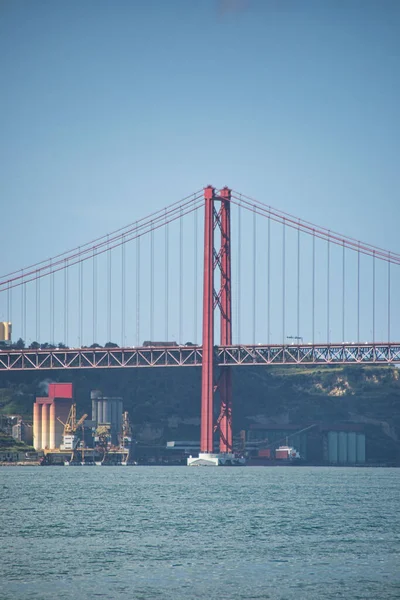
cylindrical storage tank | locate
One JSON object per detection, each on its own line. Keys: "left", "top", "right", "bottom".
{"left": 95, "top": 400, "right": 100, "bottom": 423}
{"left": 103, "top": 400, "right": 108, "bottom": 424}
{"left": 110, "top": 400, "right": 118, "bottom": 444}
{"left": 111, "top": 399, "right": 118, "bottom": 428}
{"left": 117, "top": 399, "right": 123, "bottom": 436}
{"left": 328, "top": 431, "right": 338, "bottom": 464}
{"left": 92, "top": 399, "right": 98, "bottom": 424}
{"left": 91, "top": 390, "right": 101, "bottom": 424}
{"left": 347, "top": 432, "right": 357, "bottom": 464}
{"left": 356, "top": 433, "right": 366, "bottom": 463}
{"left": 338, "top": 431, "right": 348, "bottom": 464}
{"left": 41, "top": 403, "right": 49, "bottom": 450}
{"left": 98, "top": 400, "right": 104, "bottom": 423}
{"left": 33, "top": 403, "right": 41, "bottom": 451}
{"left": 104, "top": 399, "right": 111, "bottom": 424}
{"left": 49, "top": 403, "right": 56, "bottom": 449}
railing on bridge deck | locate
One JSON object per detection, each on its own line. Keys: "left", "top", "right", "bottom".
{"left": 0, "top": 342, "right": 399, "bottom": 371}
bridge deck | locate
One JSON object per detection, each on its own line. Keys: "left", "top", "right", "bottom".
{"left": 0, "top": 343, "right": 399, "bottom": 370}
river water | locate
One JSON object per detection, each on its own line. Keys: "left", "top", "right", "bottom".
{"left": 1, "top": 466, "right": 399, "bottom": 599}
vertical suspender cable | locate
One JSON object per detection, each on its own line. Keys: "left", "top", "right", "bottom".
{"left": 194, "top": 207, "right": 198, "bottom": 343}
{"left": 64, "top": 262, "right": 68, "bottom": 346}
{"left": 327, "top": 236, "right": 330, "bottom": 343}
{"left": 23, "top": 282, "right": 28, "bottom": 340}
{"left": 78, "top": 252, "right": 81, "bottom": 345}
{"left": 107, "top": 237, "right": 111, "bottom": 343}
{"left": 312, "top": 231, "right": 315, "bottom": 345}
{"left": 297, "top": 227, "right": 300, "bottom": 342}
{"left": 7, "top": 282, "right": 11, "bottom": 344}
{"left": 49, "top": 260, "right": 53, "bottom": 343}
{"left": 21, "top": 276, "right": 26, "bottom": 342}
{"left": 7, "top": 282, "right": 10, "bottom": 324}
{"left": 372, "top": 251, "right": 375, "bottom": 343}
{"left": 388, "top": 253, "right": 391, "bottom": 342}
{"left": 237, "top": 201, "right": 242, "bottom": 344}
{"left": 342, "top": 242, "right": 345, "bottom": 343}
{"left": 79, "top": 259, "right": 83, "bottom": 346}
{"left": 37, "top": 278, "right": 40, "bottom": 343}
{"left": 52, "top": 269, "right": 55, "bottom": 344}
{"left": 20, "top": 275, "right": 23, "bottom": 341}
{"left": 20, "top": 273, "right": 23, "bottom": 341}
{"left": 357, "top": 243, "right": 360, "bottom": 342}
{"left": 51, "top": 262, "right": 55, "bottom": 344}
{"left": 23, "top": 283, "right": 26, "bottom": 343}
{"left": 253, "top": 207, "right": 256, "bottom": 345}
{"left": 136, "top": 236, "right": 140, "bottom": 346}
{"left": 150, "top": 224, "right": 154, "bottom": 342}
{"left": 179, "top": 209, "right": 183, "bottom": 344}
{"left": 267, "top": 216, "right": 270, "bottom": 345}
{"left": 282, "top": 219, "right": 286, "bottom": 345}
{"left": 92, "top": 250, "right": 97, "bottom": 343}
{"left": 36, "top": 277, "right": 40, "bottom": 342}
{"left": 121, "top": 235, "right": 125, "bottom": 347}
{"left": 165, "top": 214, "right": 169, "bottom": 341}
{"left": 62, "top": 265, "right": 66, "bottom": 345}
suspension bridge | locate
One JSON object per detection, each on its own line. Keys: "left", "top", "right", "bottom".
{"left": 1, "top": 185, "right": 399, "bottom": 456}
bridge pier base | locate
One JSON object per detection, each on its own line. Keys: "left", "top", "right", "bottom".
{"left": 187, "top": 452, "right": 245, "bottom": 467}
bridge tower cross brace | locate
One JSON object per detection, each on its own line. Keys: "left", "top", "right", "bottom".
{"left": 200, "top": 185, "right": 233, "bottom": 454}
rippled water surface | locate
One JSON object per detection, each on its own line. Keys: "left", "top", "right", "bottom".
{"left": 1, "top": 466, "right": 399, "bottom": 599}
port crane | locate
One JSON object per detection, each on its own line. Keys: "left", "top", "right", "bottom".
{"left": 57, "top": 404, "right": 88, "bottom": 463}
{"left": 94, "top": 413, "right": 132, "bottom": 465}
{"left": 57, "top": 403, "right": 88, "bottom": 436}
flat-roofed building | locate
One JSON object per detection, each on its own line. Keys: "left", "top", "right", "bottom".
{"left": 33, "top": 383, "right": 74, "bottom": 450}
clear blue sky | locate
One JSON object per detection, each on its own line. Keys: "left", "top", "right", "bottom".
{"left": 0, "top": 0, "right": 399, "bottom": 346}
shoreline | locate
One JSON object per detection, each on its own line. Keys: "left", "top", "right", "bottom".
{"left": 1, "top": 461, "right": 399, "bottom": 468}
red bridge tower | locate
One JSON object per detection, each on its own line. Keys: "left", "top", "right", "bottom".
{"left": 189, "top": 186, "right": 241, "bottom": 466}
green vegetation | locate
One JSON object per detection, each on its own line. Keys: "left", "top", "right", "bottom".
{"left": 0, "top": 431, "right": 34, "bottom": 452}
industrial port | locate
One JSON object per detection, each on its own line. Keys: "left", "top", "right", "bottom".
{"left": 32, "top": 384, "right": 134, "bottom": 466}
{"left": 0, "top": 324, "right": 387, "bottom": 467}
{"left": 0, "top": 378, "right": 368, "bottom": 467}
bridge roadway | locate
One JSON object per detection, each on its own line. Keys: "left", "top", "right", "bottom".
{"left": 0, "top": 343, "right": 400, "bottom": 371}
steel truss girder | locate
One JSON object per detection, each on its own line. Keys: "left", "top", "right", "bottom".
{"left": 217, "top": 343, "right": 400, "bottom": 365}
{"left": 0, "top": 343, "right": 399, "bottom": 371}
{"left": 0, "top": 346, "right": 203, "bottom": 371}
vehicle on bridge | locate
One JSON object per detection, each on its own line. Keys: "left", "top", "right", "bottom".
{"left": 142, "top": 341, "right": 178, "bottom": 347}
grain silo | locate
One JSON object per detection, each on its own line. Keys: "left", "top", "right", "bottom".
{"left": 91, "top": 390, "right": 123, "bottom": 444}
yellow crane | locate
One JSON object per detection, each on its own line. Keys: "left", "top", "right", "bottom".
{"left": 57, "top": 404, "right": 88, "bottom": 463}
{"left": 57, "top": 404, "right": 88, "bottom": 435}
